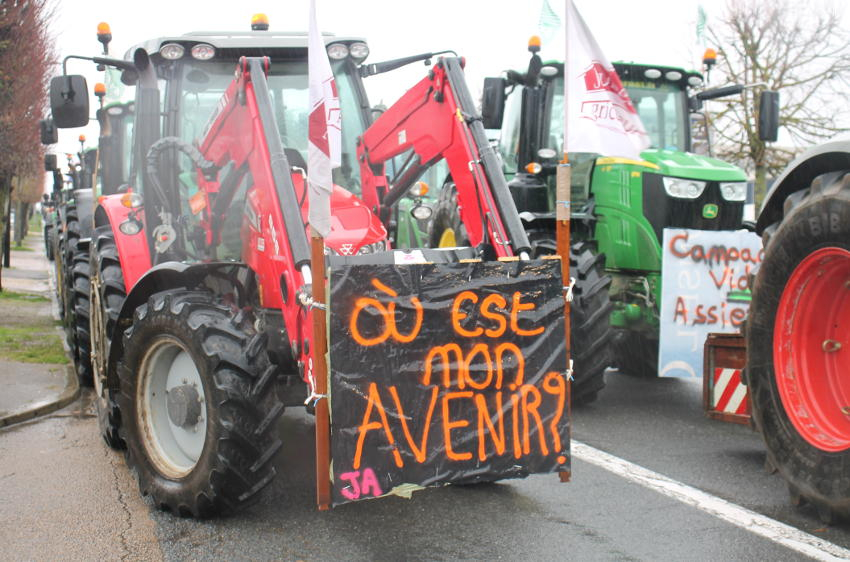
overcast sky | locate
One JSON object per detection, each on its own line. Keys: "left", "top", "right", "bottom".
{"left": 46, "top": 0, "right": 844, "bottom": 164}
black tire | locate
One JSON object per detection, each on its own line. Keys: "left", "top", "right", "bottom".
{"left": 428, "top": 182, "right": 468, "bottom": 248}
{"left": 61, "top": 206, "right": 81, "bottom": 346}
{"left": 117, "top": 290, "right": 284, "bottom": 517}
{"left": 91, "top": 224, "right": 127, "bottom": 448}
{"left": 70, "top": 248, "right": 93, "bottom": 386}
{"left": 569, "top": 240, "right": 615, "bottom": 405}
{"left": 612, "top": 330, "right": 658, "bottom": 379}
{"left": 747, "top": 170, "right": 850, "bottom": 523}
{"left": 44, "top": 225, "right": 54, "bottom": 261}
{"left": 528, "top": 230, "right": 614, "bottom": 405}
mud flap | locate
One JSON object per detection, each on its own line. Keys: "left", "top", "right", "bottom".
{"left": 325, "top": 257, "right": 569, "bottom": 506}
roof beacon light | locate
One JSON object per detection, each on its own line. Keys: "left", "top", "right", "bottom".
{"left": 97, "top": 22, "right": 112, "bottom": 44}
{"left": 528, "top": 35, "right": 541, "bottom": 54}
{"left": 79, "top": 134, "right": 86, "bottom": 143}
{"left": 327, "top": 43, "right": 349, "bottom": 60}
{"left": 251, "top": 13, "right": 269, "bottom": 31}
{"left": 349, "top": 42, "right": 370, "bottom": 62}
{"left": 703, "top": 48, "right": 717, "bottom": 68}
{"left": 94, "top": 83, "right": 107, "bottom": 98}
{"left": 160, "top": 43, "right": 185, "bottom": 60}
{"left": 191, "top": 43, "right": 216, "bottom": 61}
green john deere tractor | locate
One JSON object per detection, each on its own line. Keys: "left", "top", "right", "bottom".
{"left": 443, "top": 45, "right": 776, "bottom": 403}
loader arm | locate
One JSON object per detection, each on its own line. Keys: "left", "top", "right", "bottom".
{"left": 192, "top": 57, "right": 315, "bottom": 378}
{"left": 358, "top": 57, "right": 531, "bottom": 257}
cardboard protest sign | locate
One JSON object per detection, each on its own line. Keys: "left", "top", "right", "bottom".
{"left": 658, "top": 228, "right": 763, "bottom": 377}
{"left": 328, "top": 259, "right": 568, "bottom": 506}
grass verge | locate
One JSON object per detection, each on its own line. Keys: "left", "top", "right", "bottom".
{"left": 0, "top": 325, "right": 67, "bottom": 364}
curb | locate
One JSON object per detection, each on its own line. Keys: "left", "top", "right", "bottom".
{"left": 0, "top": 364, "right": 81, "bottom": 428}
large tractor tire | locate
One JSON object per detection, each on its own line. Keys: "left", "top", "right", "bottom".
{"left": 90, "top": 225, "right": 127, "bottom": 449}
{"left": 747, "top": 170, "right": 850, "bottom": 523}
{"left": 528, "top": 231, "right": 614, "bottom": 405}
{"left": 61, "top": 205, "right": 81, "bottom": 346}
{"left": 117, "top": 290, "right": 284, "bottom": 517}
{"left": 70, "top": 248, "right": 93, "bottom": 386}
{"left": 429, "top": 185, "right": 614, "bottom": 405}
{"left": 568, "top": 240, "right": 615, "bottom": 405}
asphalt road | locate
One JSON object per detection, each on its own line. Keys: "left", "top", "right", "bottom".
{"left": 2, "top": 372, "right": 850, "bottom": 561}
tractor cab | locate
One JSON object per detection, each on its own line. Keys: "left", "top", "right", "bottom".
{"left": 51, "top": 20, "right": 387, "bottom": 272}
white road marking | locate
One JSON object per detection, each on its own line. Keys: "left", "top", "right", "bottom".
{"left": 572, "top": 440, "right": 850, "bottom": 561}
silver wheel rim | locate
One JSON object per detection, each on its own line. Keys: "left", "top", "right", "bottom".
{"left": 138, "top": 337, "right": 207, "bottom": 478}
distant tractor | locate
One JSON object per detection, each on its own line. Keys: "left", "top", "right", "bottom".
{"left": 470, "top": 40, "right": 776, "bottom": 402}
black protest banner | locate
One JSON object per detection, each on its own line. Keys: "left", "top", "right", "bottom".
{"left": 328, "top": 258, "right": 568, "bottom": 506}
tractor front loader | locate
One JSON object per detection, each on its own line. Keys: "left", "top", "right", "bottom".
{"left": 51, "top": 25, "right": 563, "bottom": 515}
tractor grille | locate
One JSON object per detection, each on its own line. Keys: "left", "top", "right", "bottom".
{"left": 642, "top": 172, "right": 743, "bottom": 243}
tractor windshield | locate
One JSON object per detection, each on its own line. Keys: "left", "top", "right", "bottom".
{"left": 546, "top": 77, "right": 688, "bottom": 153}
{"left": 174, "top": 58, "right": 367, "bottom": 191}
{"left": 621, "top": 81, "right": 687, "bottom": 151}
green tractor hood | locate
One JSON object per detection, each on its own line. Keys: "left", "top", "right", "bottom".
{"left": 638, "top": 149, "right": 747, "bottom": 182}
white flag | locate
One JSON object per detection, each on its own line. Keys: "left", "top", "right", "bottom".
{"left": 307, "top": 0, "right": 341, "bottom": 237}
{"left": 565, "top": 0, "right": 649, "bottom": 159}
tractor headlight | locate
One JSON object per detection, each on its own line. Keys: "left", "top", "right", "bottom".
{"left": 349, "top": 42, "right": 369, "bottom": 62}
{"left": 663, "top": 177, "right": 706, "bottom": 199}
{"left": 719, "top": 181, "right": 747, "bottom": 201}
{"left": 357, "top": 240, "right": 386, "bottom": 255}
{"left": 326, "top": 43, "right": 349, "bottom": 60}
{"left": 411, "top": 204, "right": 433, "bottom": 221}
{"left": 159, "top": 43, "right": 185, "bottom": 60}
{"left": 190, "top": 43, "right": 216, "bottom": 61}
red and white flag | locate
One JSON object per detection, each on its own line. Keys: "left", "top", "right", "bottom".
{"left": 307, "top": 0, "right": 341, "bottom": 237}
{"left": 564, "top": 0, "right": 649, "bottom": 159}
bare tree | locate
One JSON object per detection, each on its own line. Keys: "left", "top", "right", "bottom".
{"left": 706, "top": 0, "right": 850, "bottom": 205}
{"left": 0, "top": 0, "right": 54, "bottom": 288}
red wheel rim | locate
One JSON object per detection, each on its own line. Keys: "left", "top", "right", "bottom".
{"left": 774, "top": 246, "right": 850, "bottom": 452}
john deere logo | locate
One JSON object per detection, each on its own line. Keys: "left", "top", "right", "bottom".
{"left": 703, "top": 204, "right": 719, "bottom": 219}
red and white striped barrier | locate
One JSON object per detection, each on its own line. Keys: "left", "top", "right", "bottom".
{"left": 703, "top": 333, "right": 751, "bottom": 425}
{"left": 711, "top": 368, "right": 749, "bottom": 416}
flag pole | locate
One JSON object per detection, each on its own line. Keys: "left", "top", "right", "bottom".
{"left": 557, "top": 0, "right": 572, "bottom": 484}
{"left": 311, "top": 226, "right": 332, "bottom": 510}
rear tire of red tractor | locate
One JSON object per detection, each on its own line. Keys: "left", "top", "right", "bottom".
{"left": 117, "top": 290, "right": 284, "bottom": 517}
{"left": 91, "top": 225, "right": 127, "bottom": 449}
{"left": 747, "top": 171, "right": 850, "bottom": 523}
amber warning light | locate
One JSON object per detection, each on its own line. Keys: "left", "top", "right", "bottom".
{"left": 251, "top": 13, "right": 269, "bottom": 31}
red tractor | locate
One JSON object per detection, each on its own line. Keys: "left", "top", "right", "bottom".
{"left": 747, "top": 139, "right": 850, "bottom": 523}
{"left": 51, "top": 26, "right": 544, "bottom": 516}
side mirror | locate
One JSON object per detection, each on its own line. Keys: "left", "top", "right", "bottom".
{"left": 481, "top": 77, "right": 506, "bottom": 129}
{"left": 49, "top": 75, "right": 90, "bottom": 128}
{"left": 44, "top": 153, "right": 57, "bottom": 171}
{"left": 39, "top": 118, "right": 58, "bottom": 144}
{"left": 696, "top": 83, "right": 744, "bottom": 101}
{"left": 758, "top": 90, "right": 779, "bottom": 142}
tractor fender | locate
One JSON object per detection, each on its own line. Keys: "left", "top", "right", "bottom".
{"left": 94, "top": 195, "right": 152, "bottom": 290}
{"left": 756, "top": 138, "right": 850, "bottom": 234}
{"left": 105, "top": 261, "right": 253, "bottom": 388}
